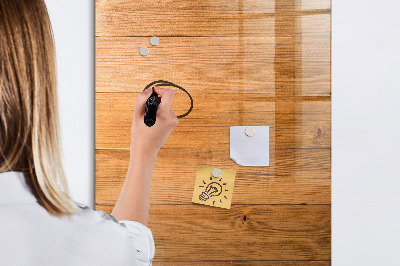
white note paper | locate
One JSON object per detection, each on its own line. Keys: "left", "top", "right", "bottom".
{"left": 230, "top": 126, "right": 269, "bottom": 166}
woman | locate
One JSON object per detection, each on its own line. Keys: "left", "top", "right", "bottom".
{"left": 0, "top": 0, "right": 178, "bottom": 265}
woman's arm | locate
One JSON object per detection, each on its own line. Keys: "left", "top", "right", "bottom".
{"left": 111, "top": 86, "right": 178, "bottom": 226}
{"left": 111, "top": 148, "right": 157, "bottom": 226}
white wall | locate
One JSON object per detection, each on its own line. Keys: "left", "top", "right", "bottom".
{"left": 332, "top": 0, "right": 400, "bottom": 264}
{"left": 45, "top": 1, "right": 95, "bottom": 208}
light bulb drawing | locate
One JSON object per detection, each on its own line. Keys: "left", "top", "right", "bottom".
{"left": 199, "top": 182, "right": 222, "bottom": 201}
{"left": 198, "top": 176, "right": 228, "bottom": 205}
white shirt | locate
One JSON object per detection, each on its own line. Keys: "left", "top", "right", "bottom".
{"left": 0, "top": 171, "right": 155, "bottom": 265}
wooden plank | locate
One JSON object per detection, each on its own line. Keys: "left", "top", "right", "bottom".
{"left": 96, "top": 36, "right": 330, "bottom": 96}
{"left": 151, "top": 261, "right": 330, "bottom": 266}
{"left": 95, "top": 93, "right": 330, "bottom": 149}
{"left": 96, "top": 0, "right": 276, "bottom": 13}
{"left": 96, "top": 0, "right": 330, "bottom": 37}
{"left": 96, "top": 204, "right": 331, "bottom": 261}
{"left": 96, "top": 0, "right": 330, "bottom": 14}
{"left": 296, "top": 0, "right": 331, "bottom": 11}
{"left": 95, "top": 147, "right": 330, "bottom": 206}
{"left": 295, "top": 14, "right": 331, "bottom": 96}
{"left": 275, "top": 101, "right": 331, "bottom": 149}
{"left": 95, "top": 37, "right": 276, "bottom": 94}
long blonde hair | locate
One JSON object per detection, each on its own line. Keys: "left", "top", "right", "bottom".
{"left": 0, "top": 0, "right": 78, "bottom": 217}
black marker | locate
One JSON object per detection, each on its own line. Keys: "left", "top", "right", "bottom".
{"left": 144, "top": 87, "right": 158, "bottom": 127}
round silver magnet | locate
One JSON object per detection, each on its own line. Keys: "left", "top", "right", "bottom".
{"left": 149, "top": 36, "right": 159, "bottom": 46}
{"left": 211, "top": 168, "right": 222, "bottom": 178}
{"left": 139, "top": 46, "right": 149, "bottom": 56}
{"left": 245, "top": 126, "right": 255, "bottom": 137}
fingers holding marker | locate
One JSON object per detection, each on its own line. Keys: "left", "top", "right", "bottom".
{"left": 133, "top": 87, "right": 153, "bottom": 118}
{"left": 134, "top": 81, "right": 192, "bottom": 129}
{"left": 134, "top": 86, "right": 175, "bottom": 120}
{"left": 153, "top": 87, "right": 178, "bottom": 122}
{"left": 154, "top": 87, "right": 174, "bottom": 107}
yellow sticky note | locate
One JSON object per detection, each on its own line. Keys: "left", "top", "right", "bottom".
{"left": 192, "top": 166, "right": 236, "bottom": 209}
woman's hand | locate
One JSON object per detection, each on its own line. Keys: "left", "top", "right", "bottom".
{"left": 130, "top": 86, "right": 179, "bottom": 159}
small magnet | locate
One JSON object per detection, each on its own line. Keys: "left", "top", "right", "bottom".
{"left": 149, "top": 36, "right": 159, "bottom": 46}
{"left": 211, "top": 168, "right": 222, "bottom": 178}
{"left": 139, "top": 46, "right": 149, "bottom": 56}
{"left": 245, "top": 126, "right": 255, "bottom": 137}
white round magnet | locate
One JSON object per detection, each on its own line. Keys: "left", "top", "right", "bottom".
{"left": 139, "top": 46, "right": 149, "bottom": 56}
{"left": 245, "top": 126, "right": 255, "bottom": 137}
{"left": 211, "top": 168, "right": 222, "bottom": 178}
{"left": 149, "top": 36, "right": 159, "bottom": 46}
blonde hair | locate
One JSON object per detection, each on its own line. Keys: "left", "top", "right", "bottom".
{"left": 0, "top": 0, "right": 78, "bottom": 217}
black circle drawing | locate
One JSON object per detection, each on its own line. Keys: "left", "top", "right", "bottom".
{"left": 143, "top": 80, "right": 193, "bottom": 118}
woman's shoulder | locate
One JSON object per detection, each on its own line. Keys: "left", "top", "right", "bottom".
{"left": 75, "top": 202, "right": 120, "bottom": 224}
{"left": 73, "top": 202, "right": 155, "bottom": 265}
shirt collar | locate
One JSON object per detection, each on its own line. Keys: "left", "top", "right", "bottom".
{"left": 0, "top": 171, "right": 38, "bottom": 205}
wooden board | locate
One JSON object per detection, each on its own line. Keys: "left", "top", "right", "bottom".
{"left": 96, "top": 0, "right": 330, "bottom": 37}
{"left": 96, "top": 148, "right": 330, "bottom": 205}
{"left": 96, "top": 35, "right": 330, "bottom": 96}
{"left": 95, "top": 0, "right": 331, "bottom": 263}
{"left": 141, "top": 262, "right": 330, "bottom": 266}
{"left": 96, "top": 93, "right": 330, "bottom": 149}
{"left": 96, "top": 204, "right": 331, "bottom": 262}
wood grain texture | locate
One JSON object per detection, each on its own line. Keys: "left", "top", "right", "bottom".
{"left": 96, "top": 37, "right": 275, "bottom": 95}
{"left": 96, "top": 0, "right": 330, "bottom": 37}
{"left": 95, "top": 0, "right": 331, "bottom": 262}
{"left": 151, "top": 262, "right": 330, "bottom": 266}
{"left": 96, "top": 34, "right": 330, "bottom": 96}
{"left": 96, "top": 204, "right": 331, "bottom": 261}
{"left": 96, "top": 148, "right": 330, "bottom": 205}
{"left": 96, "top": 93, "right": 330, "bottom": 149}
